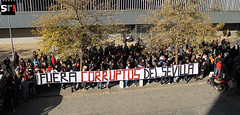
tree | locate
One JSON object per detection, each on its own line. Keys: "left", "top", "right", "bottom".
{"left": 33, "top": 0, "right": 122, "bottom": 70}
{"left": 144, "top": 0, "right": 224, "bottom": 64}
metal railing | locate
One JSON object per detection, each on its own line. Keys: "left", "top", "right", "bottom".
{"left": 0, "top": 0, "right": 240, "bottom": 12}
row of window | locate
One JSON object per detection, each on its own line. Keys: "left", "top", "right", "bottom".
{"left": 1, "top": 0, "right": 240, "bottom": 12}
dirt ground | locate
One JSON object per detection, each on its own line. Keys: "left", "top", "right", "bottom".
{"left": 0, "top": 43, "right": 40, "bottom": 65}
{"left": 0, "top": 37, "right": 138, "bottom": 66}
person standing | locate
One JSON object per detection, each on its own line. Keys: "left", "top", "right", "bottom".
{"left": 71, "top": 62, "right": 78, "bottom": 92}
{"left": 33, "top": 58, "right": 38, "bottom": 67}
{"left": 227, "top": 77, "right": 238, "bottom": 97}
{"left": 4, "top": 57, "right": 13, "bottom": 74}
{"left": 173, "top": 63, "right": 181, "bottom": 83}
{"left": 214, "top": 60, "right": 222, "bottom": 78}
{"left": 21, "top": 77, "right": 29, "bottom": 102}
{"left": 19, "top": 58, "right": 26, "bottom": 68}
{"left": 199, "top": 61, "right": 207, "bottom": 80}
{"left": 14, "top": 52, "right": 19, "bottom": 68}
{"left": 50, "top": 53, "right": 55, "bottom": 66}
{"left": 125, "top": 63, "right": 131, "bottom": 88}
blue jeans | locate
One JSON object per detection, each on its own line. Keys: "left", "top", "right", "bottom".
{"left": 105, "top": 81, "right": 109, "bottom": 88}
{"left": 184, "top": 75, "right": 188, "bottom": 83}
{"left": 83, "top": 83, "right": 86, "bottom": 89}
{"left": 134, "top": 80, "right": 138, "bottom": 85}
{"left": 222, "top": 73, "right": 225, "bottom": 79}
{"left": 147, "top": 79, "right": 150, "bottom": 84}
{"left": 72, "top": 83, "right": 77, "bottom": 91}
{"left": 61, "top": 83, "right": 65, "bottom": 89}
{"left": 174, "top": 76, "right": 179, "bottom": 83}
{"left": 160, "top": 77, "right": 166, "bottom": 84}
{"left": 125, "top": 80, "right": 128, "bottom": 87}
{"left": 97, "top": 82, "right": 102, "bottom": 89}
{"left": 214, "top": 69, "right": 221, "bottom": 77}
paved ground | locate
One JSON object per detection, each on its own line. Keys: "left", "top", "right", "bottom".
{"left": 2, "top": 78, "right": 240, "bottom": 115}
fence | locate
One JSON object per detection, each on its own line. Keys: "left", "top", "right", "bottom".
{"left": 1, "top": 0, "right": 240, "bottom": 12}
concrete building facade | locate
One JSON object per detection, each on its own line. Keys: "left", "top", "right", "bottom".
{"left": 0, "top": 0, "right": 240, "bottom": 37}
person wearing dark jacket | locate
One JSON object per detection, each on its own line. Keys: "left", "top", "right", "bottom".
{"left": 19, "top": 58, "right": 26, "bottom": 68}
{"left": 72, "top": 63, "right": 78, "bottom": 92}
{"left": 199, "top": 61, "right": 207, "bottom": 80}
{"left": 227, "top": 77, "right": 238, "bottom": 97}
{"left": 4, "top": 57, "right": 13, "bottom": 74}
{"left": 14, "top": 52, "right": 19, "bottom": 68}
{"left": 21, "top": 77, "right": 29, "bottom": 102}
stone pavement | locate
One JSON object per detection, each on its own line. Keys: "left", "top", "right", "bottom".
{"left": 3, "top": 78, "right": 240, "bottom": 115}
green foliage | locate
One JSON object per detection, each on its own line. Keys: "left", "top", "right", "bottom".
{"left": 236, "top": 30, "right": 240, "bottom": 37}
{"left": 32, "top": 0, "right": 121, "bottom": 59}
{"left": 143, "top": 0, "right": 224, "bottom": 63}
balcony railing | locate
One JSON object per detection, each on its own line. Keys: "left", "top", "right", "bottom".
{"left": 1, "top": 0, "right": 240, "bottom": 12}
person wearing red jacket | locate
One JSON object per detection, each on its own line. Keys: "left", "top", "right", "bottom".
{"left": 50, "top": 53, "right": 55, "bottom": 65}
{"left": 214, "top": 60, "right": 222, "bottom": 78}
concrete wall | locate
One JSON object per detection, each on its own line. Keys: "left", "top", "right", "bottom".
{"left": 0, "top": 28, "right": 34, "bottom": 38}
{"left": 0, "top": 11, "right": 239, "bottom": 38}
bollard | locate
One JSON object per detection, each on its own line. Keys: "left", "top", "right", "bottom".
{"left": 139, "top": 80, "right": 144, "bottom": 87}
{"left": 119, "top": 80, "right": 124, "bottom": 88}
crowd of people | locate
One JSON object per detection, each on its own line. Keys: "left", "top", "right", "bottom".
{"left": 0, "top": 38, "right": 239, "bottom": 112}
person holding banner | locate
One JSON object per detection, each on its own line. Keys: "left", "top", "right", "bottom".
{"left": 89, "top": 66, "right": 95, "bottom": 89}
{"left": 146, "top": 63, "right": 151, "bottom": 84}
{"left": 60, "top": 67, "right": 66, "bottom": 89}
{"left": 134, "top": 66, "right": 139, "bottom": 87}
{"left": 125, "top": 63, "right": 131, "bottom": 88}
{"left": 183, "top": 61, "right": 190, "bottom": 84}
{"left": 160, "top": 63, "right": 167, "bottom": 85}
{"left": 173, "top": 62, "right": 181, "bottom": 83}
{"left": 97, "top": 63, "right": 106, "bottom": 89}
{"left": 82, "top": 65, "right": 88, "bottom": 90}
{"left": 71, "top": 62, "right": 78, "bottom": 92}
{"left": 105, "top": 68, "right": 111, "bottom": 89}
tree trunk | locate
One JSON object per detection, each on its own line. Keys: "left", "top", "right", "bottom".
{"left": 175, "top": 41, "right": 178, "bottom": 65}
{"left": 80, "top": 48, "right": 83, "bottom": 71}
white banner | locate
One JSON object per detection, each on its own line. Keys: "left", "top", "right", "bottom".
{"left": 36, "top": 63, "right": 199, "bottom": 85}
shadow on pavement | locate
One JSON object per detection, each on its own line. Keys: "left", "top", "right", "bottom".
{"left": 1, "top": 85, "right": 63, "bottom": 115}
{"left": 207, "top": 87, "right": 240, "bottom": 115}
